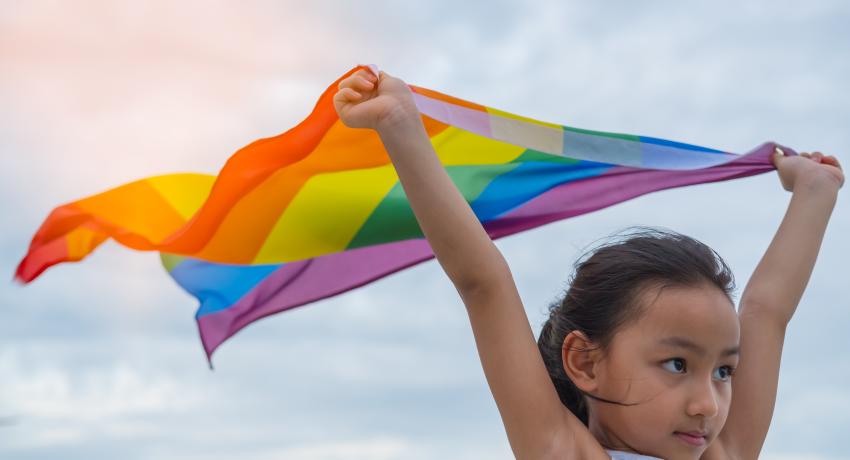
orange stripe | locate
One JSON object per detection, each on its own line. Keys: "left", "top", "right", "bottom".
{"left": 159, "top": 66, "right": 369, "bottom": 254}
{"left": 17, "top": 65, "right": 457, "bottom": 281}
{"left": 74, "top": 180, "right": 187, "bottom": 245}
{"left": 195, "top": 114, "right": 450, "bottom": 263}
{"left": 409, "top": 84, "right": 487, "bottom": 112}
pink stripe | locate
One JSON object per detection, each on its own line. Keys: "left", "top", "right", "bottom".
{"left": 198, "top": 141, "right": 785, "bottom": 361}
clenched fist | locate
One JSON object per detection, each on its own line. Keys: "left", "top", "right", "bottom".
{"left": 772, "top": 149, "right": 844, "bottom": 192}
{"left": 333, "top": 68, "right": 421, "bottom": 131}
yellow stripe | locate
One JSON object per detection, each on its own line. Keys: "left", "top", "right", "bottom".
{"left": 252, "top": 164, "right": 399, "bottom": 264}
{"left": 430, "top": 126, "right": 525, "bottom": 165}
{"left": 146, "top": 174, "right": 216, "bottom": 221}
{"left": 486, "top": 107, "right": 565, "bottom": 156}
{"left": 65, "top": 227, "right": 104, "bottom": 261}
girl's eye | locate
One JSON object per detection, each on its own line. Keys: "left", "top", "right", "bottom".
{"left": 714, "top": 366, "right": 736, "bottom": 382}
{"left": 662, "top": 358, "right": 687, "bottom": 374}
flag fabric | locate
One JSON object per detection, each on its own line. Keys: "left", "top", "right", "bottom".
{"left": 16, "top": 64, "right": 788, "bottom": 361}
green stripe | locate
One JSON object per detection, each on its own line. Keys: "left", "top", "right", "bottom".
{"left": 511, "top": 148, "right": 581, "bottom": 164}
{"left": 160, "top": 253, "right": 187, "bottom": 272}
{"left": 347, "top": 163, "right": 522, "bottom": 249}
{"left": 562, "top": 125, "right": 641, "bottom": 142}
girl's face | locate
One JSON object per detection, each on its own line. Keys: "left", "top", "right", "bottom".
{"left": 585, "top": 283, "right": 740, "bottom": 460}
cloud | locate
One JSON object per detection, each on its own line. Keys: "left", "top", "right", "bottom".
{"left": 0, "top": 347, "right": 210, "bottom": 450}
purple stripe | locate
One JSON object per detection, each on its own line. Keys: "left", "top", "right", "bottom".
{"left": 198, "top": 141, "right": 786, "bottom": 361}
{"left": 197, "top": 238, "right": 434, "bottom": 361}
{"left": 485, "top": 142, "right": 784, "bottom": 237}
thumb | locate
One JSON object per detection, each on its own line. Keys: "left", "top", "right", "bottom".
{"left": 771, "top": 146, "right": 787, "bottom": 168}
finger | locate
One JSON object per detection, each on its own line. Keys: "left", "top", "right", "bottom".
{"left": 812, "top": 152, "right": 824, "bottom": 162}
{"left": 336, "top": 87, "right": 362, "bottom": 102}
{"left": 771, "top": 147, "right": 786, "bottom": 166}
{"left": 801, "top": 152, "right": 811, "bottom": 158}
{"left": 352, "top": 76, "right": 375, "bottom": 91}
{"left": 338, "top": 76, "right": 356, "bottom": 90}
{"left": 824, "top": 155, "right": 843, "bottom": 169}
{"left": 355, "top": 69, "right": 377, "bottom": 82}
{"left": 821, "top": 156, "right": 838, "bottom": 167}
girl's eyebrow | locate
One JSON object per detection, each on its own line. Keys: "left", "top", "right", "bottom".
{"left": 658, "top": 336, "right": 740, "bottom": 357}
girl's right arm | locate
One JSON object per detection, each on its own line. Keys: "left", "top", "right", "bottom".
{"left": 334, "top": 68, "right": 607, "bottom": 459}
{"left": 717, "top": 150, "right": 843, "bottom": 460}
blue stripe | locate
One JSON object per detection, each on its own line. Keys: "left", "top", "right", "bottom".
{"left": 169, "top": 259, "right": 281, "bottom": 318}
{"left": 637, "top": 135, "right": 726, "bottom": 154}
{"left": 472, "top": 161, "right": 615, "bottom": 222}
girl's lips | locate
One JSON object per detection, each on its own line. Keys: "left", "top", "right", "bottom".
{"left": 674, "top": 431, "right": 707, "bottom": 447}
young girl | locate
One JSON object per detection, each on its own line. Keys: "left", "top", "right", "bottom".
{"left": 333, "top": 68, "right": 844, "bottom": 460}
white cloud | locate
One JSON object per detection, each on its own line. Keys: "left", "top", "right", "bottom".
{"left": 0, "top": 348, "right": 209, "bottom": 449}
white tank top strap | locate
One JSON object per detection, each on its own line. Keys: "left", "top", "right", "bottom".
{"left": 605, "top": 449, "right": 664, "bottom": 460}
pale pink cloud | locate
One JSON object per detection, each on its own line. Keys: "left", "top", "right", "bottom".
{"left": 1, "top": 1, "right": 363, "bottom": 207}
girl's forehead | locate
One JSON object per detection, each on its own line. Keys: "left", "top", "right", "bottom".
{"left": 623, "top": 284, "right": 739, "bottom": 346}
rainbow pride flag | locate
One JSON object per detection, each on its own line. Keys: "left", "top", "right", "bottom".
{"left": 16, "top": 65, "right": 788, "bottom": 361}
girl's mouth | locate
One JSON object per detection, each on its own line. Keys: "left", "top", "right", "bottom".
{"left": 674, "top": 432, "right": 706, "bottom": 447}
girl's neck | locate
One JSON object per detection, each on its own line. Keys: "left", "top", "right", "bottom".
{"left": 589, "top": 415, "right": 661, "bottom": 459}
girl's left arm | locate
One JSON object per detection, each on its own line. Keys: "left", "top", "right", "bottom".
{"left": 717, "top": 150, "right": 843, "bottom": 460}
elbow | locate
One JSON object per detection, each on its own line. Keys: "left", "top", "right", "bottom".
{"left": 738, "top": 296, "right": 792, "bottom": 330}
{"left": 452, "top": 254, "right": 514, "bottom": 301}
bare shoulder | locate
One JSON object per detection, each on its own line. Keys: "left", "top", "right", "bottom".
{"left": 540, "top": 412, "right": 611, "bottom": 460}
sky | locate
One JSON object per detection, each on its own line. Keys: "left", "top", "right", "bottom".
{"left": 1, "top": 1, "right": 849, "bottom": 459}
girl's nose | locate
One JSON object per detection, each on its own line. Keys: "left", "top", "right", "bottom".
{"left": 686, "top": 378, "right": 720, "bottom": 418}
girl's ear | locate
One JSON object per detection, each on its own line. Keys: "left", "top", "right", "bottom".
{"left": 562, "top": 330, "right": 603, "bottom": 393}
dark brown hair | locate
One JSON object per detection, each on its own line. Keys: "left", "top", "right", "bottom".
{"left": 536, "top": 226, "right": 736, "bottom": 425}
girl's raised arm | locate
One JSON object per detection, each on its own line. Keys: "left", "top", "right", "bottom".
{"left": 718, "top": 150, "right": 843, "bottom": 460}
{"left": 334, "top": 69, "right": 604, "bottom": 459}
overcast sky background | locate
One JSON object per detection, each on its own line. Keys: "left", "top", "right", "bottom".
{"left": 1, "top": 1, "right": 848, "bottom": 459}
